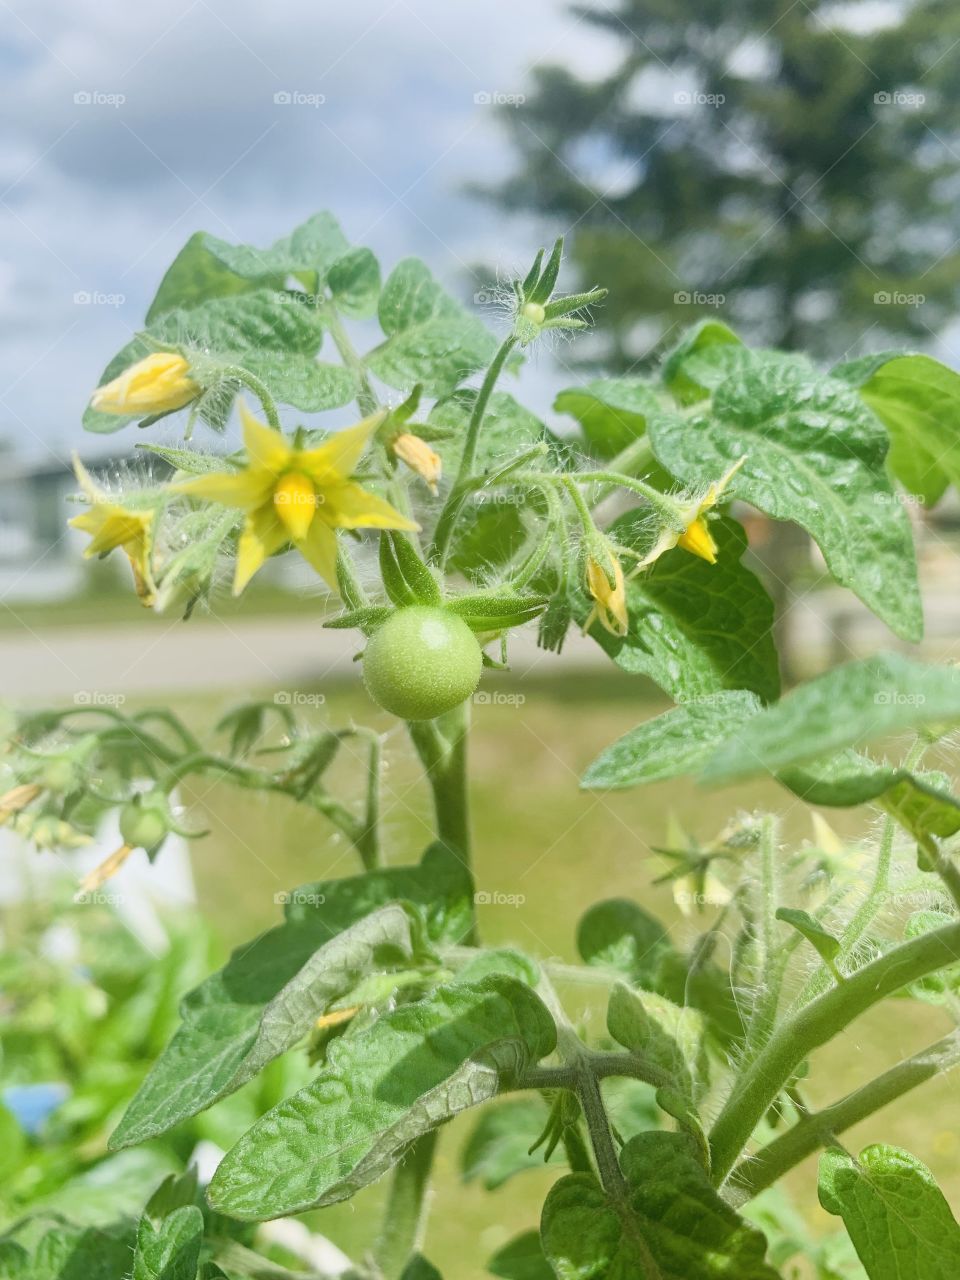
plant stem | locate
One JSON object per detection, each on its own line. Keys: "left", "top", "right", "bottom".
{"left": 406, "top": 702, "right": 472, "bottom": 861}
{"left": 373, "top": 1131, "right": 438, "bottom": 1279}
{"left": 353, "top": 727, "right": 382, "bottom": 871}
{"left": 708, "top": 920, "right": 960, "bottom": 1184}
{"left": 431, "top": 334, "right": 518, "bottom": 565}
{"left": 322, "top": 303, "right": 379, "bottom": 417}
{"left": 725, "top": 1029, "right": 960, "bottom": 1206}
{"left": 220, "top": 365, "right": 281, "bottom": 427}
{"left": 744, "top": 815, "right": 782, "bottom": 1055}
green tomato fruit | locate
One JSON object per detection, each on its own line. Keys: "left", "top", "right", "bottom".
{"left": 363, "top": 606, "right": 483, "bottom": 721}
{"left": 520, "top": 301, "right": 546, "bottom": 325}
{"left": 41, "top": 759, "right": 78, "bottom": 794}
{"left": 119, "top": 797, "right": 169, "bottom": 850}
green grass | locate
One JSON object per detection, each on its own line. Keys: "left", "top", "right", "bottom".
{"left": 135, "top": 673, "right": 960, "bottom": 1277}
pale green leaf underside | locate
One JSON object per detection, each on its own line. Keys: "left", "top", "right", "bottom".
{"left": 648, "top": 363, "right": 922, "bottom": 641}
{"left": 819, "top": 1144, "right": 960, "bottom": 1279}
{"left": 207, "top": 976, "right": 556, "bottom": 1219}
{"left": 553, "top": 377, "right": 660, "bottom": 456}
{"left": 703, "top": 653, "right": 960, "bottom": 784}
{"left": 582, "top": 690, "right": 762, "bottom": 790}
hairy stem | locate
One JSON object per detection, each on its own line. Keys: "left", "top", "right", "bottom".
{"left": 220, "top": 365, "right": 281, "bottom": 428}
{"left": 708, "top": 920, "right": 960, "bottom": 1184}
{"left": 322, "top": 303, "right": 379, "bottom": 417}
{"left": 726, "top": 1029, "right": 960, "bottom": 1205}
{"left": 373, "top": 1130, "right": 439, "bottom": 1279}
{"left": 431, "top": 334, "right": 518, "bottom": 564}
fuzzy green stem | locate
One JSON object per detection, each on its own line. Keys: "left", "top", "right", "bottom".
{"left": 373, "top": 1130, "right": 439, "bottom": 1279}
{"left": 708, "top": 920, "right": 960, "bottom": 1184}
{"left": 220, "top": 366, "right": 281, "bottom": 428}
{"left": 322, "top": 304, "right": 379, "bottom": 417}
{"left": 431, "top": 334, "right": 518, "bottom": 564}
{"left": 726, "top": 1029, "right": 960, "bottom": 1206}
{"left": 744, "top": 816, "right": 782, "bottom": 1055}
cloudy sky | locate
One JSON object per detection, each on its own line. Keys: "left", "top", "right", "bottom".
{"left": 0, "top": 0, "right": 630, "bottom": 464}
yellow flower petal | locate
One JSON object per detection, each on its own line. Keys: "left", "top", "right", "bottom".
{"left": 90, "top": 352, "right": 198, "bottom": 415}
{"left": 321, "top": 480, "right": 419, "bottom": 531}
{"left": 584, "top": 550, "right": 628, "bottom": 637}
{"left": 233, "top": 505, "right": 289, "bottom": 595}
{"left": 175, "top": 468, "right": 274, "bottom": 510}
{"left": 299, "top": 410, "right": 388, "bottom": 481}
{"left": 273, "top": 471, "right": 317, "bottom": 541}
{"left": 239, "top": 401, "right": 292, "bottom": 472}
{"left": 392, "top": 432, "right": 442, "bottom": 494}
{"left": 295, "top": 518, "right": 339, "bottom": 590}
{"left": 676, "top": 516, "right": 718, "bottom": 564}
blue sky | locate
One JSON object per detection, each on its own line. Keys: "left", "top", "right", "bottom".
{"left": 0, "top": 0, "right": 628, "bottom": 463}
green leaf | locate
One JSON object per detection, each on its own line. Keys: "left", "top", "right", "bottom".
{"left": 553, "top": 378, "right": 661, "bottom": 456}
{"left": 648, "top": 363, "right": 923, "bottom": 641}
{"left": 400, "top": 1257, "right": 444, "bottom": 1280}
{"left": 835, "top": 352, "right": 960, "bottom": 507}
{"left": 135, "top": 443, "right": 233, "bottom": 475}
{"left": 207, "top": 975, "right": 556, "bottom": 1219}
{"left": 703, "top": 653, "right": 960, "bottom": 785}
{"left": 367, "top": 258, "right": 498, "bottom": 397}
{"left": 110, "top": 903, "right": 421, "bottom": 1150}
{"left": 328, "top": 247, "right": 381, "bottom": 318}
{"left": 199, "top": 212, "right": 350, "bottom": 281}
{"left": 776, "top": 909, "right": 842, "bottom": 973}
{"left": 577, "top": 899, "right": 671, "bottom": 985}
{"left": 488, "top": 1231, "right": 554, "bottom": 1280}
{"left": 233, "top": 351, "right": 354, "bottom": 412}
{"left": 591, "top": 517, "right": 780, "bottom": 704}
{"left": 541, "top": 1132, "right": 780, "bottom": 1279}
{"left": 582, "top": 690, "right": 762, "bottom": 790}
{"left": 607, "top": 984, "right": 706, "bottom": 1141}
{"left": 132, "top": 1203, "right": 204, "bottom": 1280}
{"left": 286, "top": 841, "right": 475, "bottom": 944}
{"left": 461, "top": 1096, "right": 561, "bottom": 1190}
{"left": 661, "top": 320, "right": 745, "bottom": 404}
{"left": 818, "top": 1144, "right": 960, "bottom": 1279}
{"left": 145, "top": 231, "right": 284, "bottom": 322}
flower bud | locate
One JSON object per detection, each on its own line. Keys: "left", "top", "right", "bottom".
{"left": 90, "top": 352, "right": 199, "bottom": 416}
{"left": 392, "top": 433, "right": 442, "bottom": 495}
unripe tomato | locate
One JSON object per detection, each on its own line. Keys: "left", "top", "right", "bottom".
{"left": 119, "top": 796, "right": 169, "bottom": 850}
{"left": 520, "top": 301, "right": 546, "bottom": 325}
{"left": 362, "top": 606, "right": 483, "bottom": 721}
{"left": 41, "top": 759, "right": 78, "bottom": 794}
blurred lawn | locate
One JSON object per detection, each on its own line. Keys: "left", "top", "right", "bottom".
{"left": 152, "top": 672, "right": 960, "bottom": 1276}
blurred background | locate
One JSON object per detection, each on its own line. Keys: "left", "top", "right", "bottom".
{"left": 4, "top": 1, "right": 960, "bottom": 1276}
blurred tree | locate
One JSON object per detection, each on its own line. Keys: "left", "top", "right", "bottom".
{"left": 485, "top": 0, "right": 960, "bottom": 364}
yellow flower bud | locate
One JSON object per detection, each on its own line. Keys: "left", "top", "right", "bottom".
{"left": 584, "top": 548, "right": 628, "bottom": 637}
{"left": 392, "top": 432, "right": 442, "bottom": 495}
{"left": 90, "top": 352, "right": 199, "bottom": 416}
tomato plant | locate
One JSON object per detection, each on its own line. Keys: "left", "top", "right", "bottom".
{"left": 3, "top": 212, "right": 960, "bottom": 1279}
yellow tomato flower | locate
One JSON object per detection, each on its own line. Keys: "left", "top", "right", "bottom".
{"left": 175, "top": 403, "right": 419, "bottom": 595}
{"left": 69, "top": 458, "right": 156, "bottom": 605}
{"left": 637, "top": 456, "right": 747, "bottom": 570}
{"left": 584, "top": 546, "right": 628, "bottom": 637}
{"left": 90, "top": 352, "right": 199, "bottom": 416}
{"left": 392, "top": 432, "right": 442, "bottom": 495}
